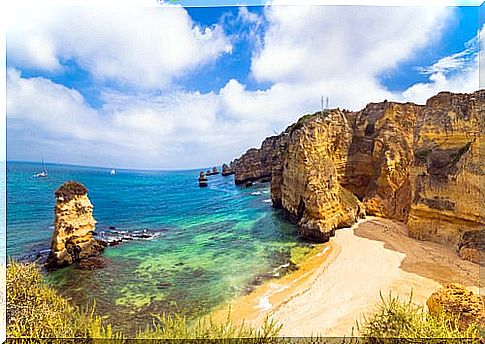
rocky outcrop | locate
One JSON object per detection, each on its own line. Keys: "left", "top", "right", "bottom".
{"left": 456, "top": 230, "right": 484, "bottom": 265}
{"left": 427, "top": 283, "right": 485, "bottom": 331}
{"left": 407, "top": 91, "right": 484, "bottom": 248}
{"left": 221, "top": 163, "right": 234, "bottom": 176}
{"left": 206, "top": 167, "right": 220, "bottom": 176}
{"left": 229, "top": 90, "right": 484, "bottom": 259}
{"left": 230, "top": 132, "right": 289, "bottom": 186}
{"left": 47, "top": 181, "right": 105, "bottom": 268}
{"left": 342, "top": 101, "right": 422, "bottom": 221}
{"left": 277, "top": 110, "right": 364, "bottom": 240}
{"left": 198, "top": 171, "right": 208, "bottom": 187}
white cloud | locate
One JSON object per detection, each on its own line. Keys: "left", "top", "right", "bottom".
{"left": 7, "top": 6, "right": 232, "bottom": 89}
{"left": 251, "top": 5, "right": 450, "bottom": 84}
{"left": 6, "top": 5, "right": 480, "bottom": 169}
{"left": 7, "top": 69, "right": 270, "bottom": 169}
{"left": 401, "top": 25, "right": 482, "bottom": 103}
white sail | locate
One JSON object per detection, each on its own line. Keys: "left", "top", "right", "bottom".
{"left": 34, "top": 158, "right": 48, "bottom": 177}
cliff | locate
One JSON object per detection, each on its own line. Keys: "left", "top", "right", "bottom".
{"left": 228, "top": 90, "right": 484, "bottom": 263}
{"left": 47, "top": 181, "right": 105, "bottom": 268}
{"left": 277, "top": 110, "right": 364, "bottom": 241}
{"left": 407, "top": 92, "right": 484, "bottom": 263}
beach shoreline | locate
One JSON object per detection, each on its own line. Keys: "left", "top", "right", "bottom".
{"left": 211, "top": 217, "right": 481, "bottom": 337}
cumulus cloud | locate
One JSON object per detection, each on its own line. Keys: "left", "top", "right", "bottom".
{"left": 7, "top": 69, "right": 269, "bottom": 169}
{"left": 251, "top": 5, "right": 450, "bottom": 83}
{"left": 6, "top": 5, "right": 480, "bottom": 169}
{"left": 7, "top": 6, "right": 232, "bottom": 89}
{"left": 401, "top": 25, "right": 482, "bottom": 103}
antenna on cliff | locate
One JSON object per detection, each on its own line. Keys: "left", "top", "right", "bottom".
{"left": 326, "top": 97, "right": 329, "bottom": 109}
{"left": 321, "top": 95, "right": 324, "bottom": 114}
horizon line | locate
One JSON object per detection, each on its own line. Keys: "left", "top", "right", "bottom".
{"left": 6, "top": 159, "right": 226, "bottom": 173}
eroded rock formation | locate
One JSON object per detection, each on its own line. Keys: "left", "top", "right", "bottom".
{"left": 342, "top": 101, "right": 422, "bottom": 221}
{"left": 47, "top": 181, "right": 105, "bottom": 268}
{"left": 230, "top": 133, "right": 289, "bottom": 186}
{"left": 221, "top": 163, "right": 234, "bottom": 176}
{"left": 407, "top": 92, "right": 484, "bottom": 248}
{"left": 278, "top": 110, "right": 364, "bottom": 240}
{"left": 228, "top": 90, "right": 484, "bottom": 262}
{"left": 427, "top": 283, "right": 485, "bottom": 330}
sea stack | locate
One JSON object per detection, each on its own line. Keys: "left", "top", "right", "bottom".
{"left": 206, "top": 167, "right": 220, "bottom": 176}
{"left": 198, "top": 171, "right": 208, "bottom": 187}
{"left": 47, "top": 181, "right": 105, "bottom": 268}
{"left": 221, "top": 163, "right": 234, "bottom": 176}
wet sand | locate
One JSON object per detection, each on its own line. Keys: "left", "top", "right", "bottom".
{"left": 211, "top": 217, "right": 481, "bottom": 337}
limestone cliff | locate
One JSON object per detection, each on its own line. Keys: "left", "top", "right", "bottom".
{"left": 47, "top": 181, "right": 105, "bottom": 268}
{"left": 277, "top": 110, "right": 364, "bottom": 240}
{"left": 342, "top": 101, "right": 422, "bottom": 221}
{"left": 407, "top": 91, "right": 484, "bottom": 254}
{"left": 230, "top": 133, "right": 289, "bottom": 186}
{"left": 228, "top": 90, "right": 484, "bottom": 263}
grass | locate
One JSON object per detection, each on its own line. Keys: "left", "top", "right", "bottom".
{"left": 6, "top": 260, "right": 115, "bottom": 339}
{"left": 7, "top": 261, "right": 483, "bottom": 342}
{"left": 6, "top": 260, "right": 281, "bottom": 341}
{"left": 357, "top": 292, "right": 482, "bottom": 343}
{"left": 289, "top": 112, "right": 324, "bottom": 133}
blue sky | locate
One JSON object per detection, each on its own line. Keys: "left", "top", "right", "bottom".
{"left": 6, "top": 3, "right": 482, "bottom": 169}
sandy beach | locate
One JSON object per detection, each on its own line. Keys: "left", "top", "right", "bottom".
{"left": 212, "top": 217, "right": 481, "bottom": 337}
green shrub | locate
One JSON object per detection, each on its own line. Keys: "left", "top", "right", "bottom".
{"left": 6, "top": 261, "right": 281, "bottom": 341}
{"left": 6, "top": 260, "right": 116, "bottom": 339}
{"left": 357, "top": 292, "right": 481, "bottom": 343}
{"left": 137, "top": 312, "right": 281, "bottom": 342}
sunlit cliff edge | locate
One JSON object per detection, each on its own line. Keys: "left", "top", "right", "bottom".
{"left": 228, "top": 90, "right": 484, "bottom": 265}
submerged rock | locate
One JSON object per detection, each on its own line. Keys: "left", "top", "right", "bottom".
{"left": 76, "top": 256, "right": 107, "bottom": 270}
{"left": 47, "top": 181, "right": 106, "bottom": 268}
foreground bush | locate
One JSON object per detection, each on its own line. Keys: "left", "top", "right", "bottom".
{"left": 6, "top": 261, "right": 280, "bottom": 341}
{"left": 358, "top": 292, "right": 482, "bottom": 342}
{"left": 6, "top": 260, "right": 115, "bottom": 338}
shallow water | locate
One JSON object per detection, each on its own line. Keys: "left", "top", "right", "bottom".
{"left": 7, "top": 161, "right": 308, "bottom": 333}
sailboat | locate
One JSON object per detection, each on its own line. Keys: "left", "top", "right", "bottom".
{"left": 110, "top": 168, "right": 116, "bottom": 175}
{"left": 34, "top": 158, "right": 48, "bottom": 178}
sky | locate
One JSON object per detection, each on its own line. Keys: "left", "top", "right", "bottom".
{"left": 5, "top": 2, "right": 483, "bottom": 169}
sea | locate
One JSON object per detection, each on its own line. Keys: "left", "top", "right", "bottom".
{"left": 6, "top": 161, "right": 310, "bottom": 333}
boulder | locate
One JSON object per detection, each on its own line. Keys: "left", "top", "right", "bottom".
{"left": 427, "top": 283, "right": 485, "bottom": 331}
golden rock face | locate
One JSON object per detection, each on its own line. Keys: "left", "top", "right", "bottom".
{"left": 47, "top": 182, "right": 104, "bottom": 268}
{"left": 407, "top": 91, "right": 484, "bottom": 249}
{"left": 229, "top": 90, "right": 484, "bottom": 262}
{"left": 277, "top": 110, "right": 364, "bottom": 241}
{"left": 427, "top": 283, "right": 485, "bottom": 330}
{"left": 343, "top": 101, "right": 422, "bottom": 221}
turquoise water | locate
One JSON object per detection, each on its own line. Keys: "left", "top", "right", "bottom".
{"left": 7, "top": 161, "right": 306, "bottom": 333}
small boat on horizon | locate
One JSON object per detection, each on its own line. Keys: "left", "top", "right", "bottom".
{"left": 33, "top": 158, "right": 48, "bottom": 178}
{"left": 110, "top": 168, "right": 116, "bottom": 175}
